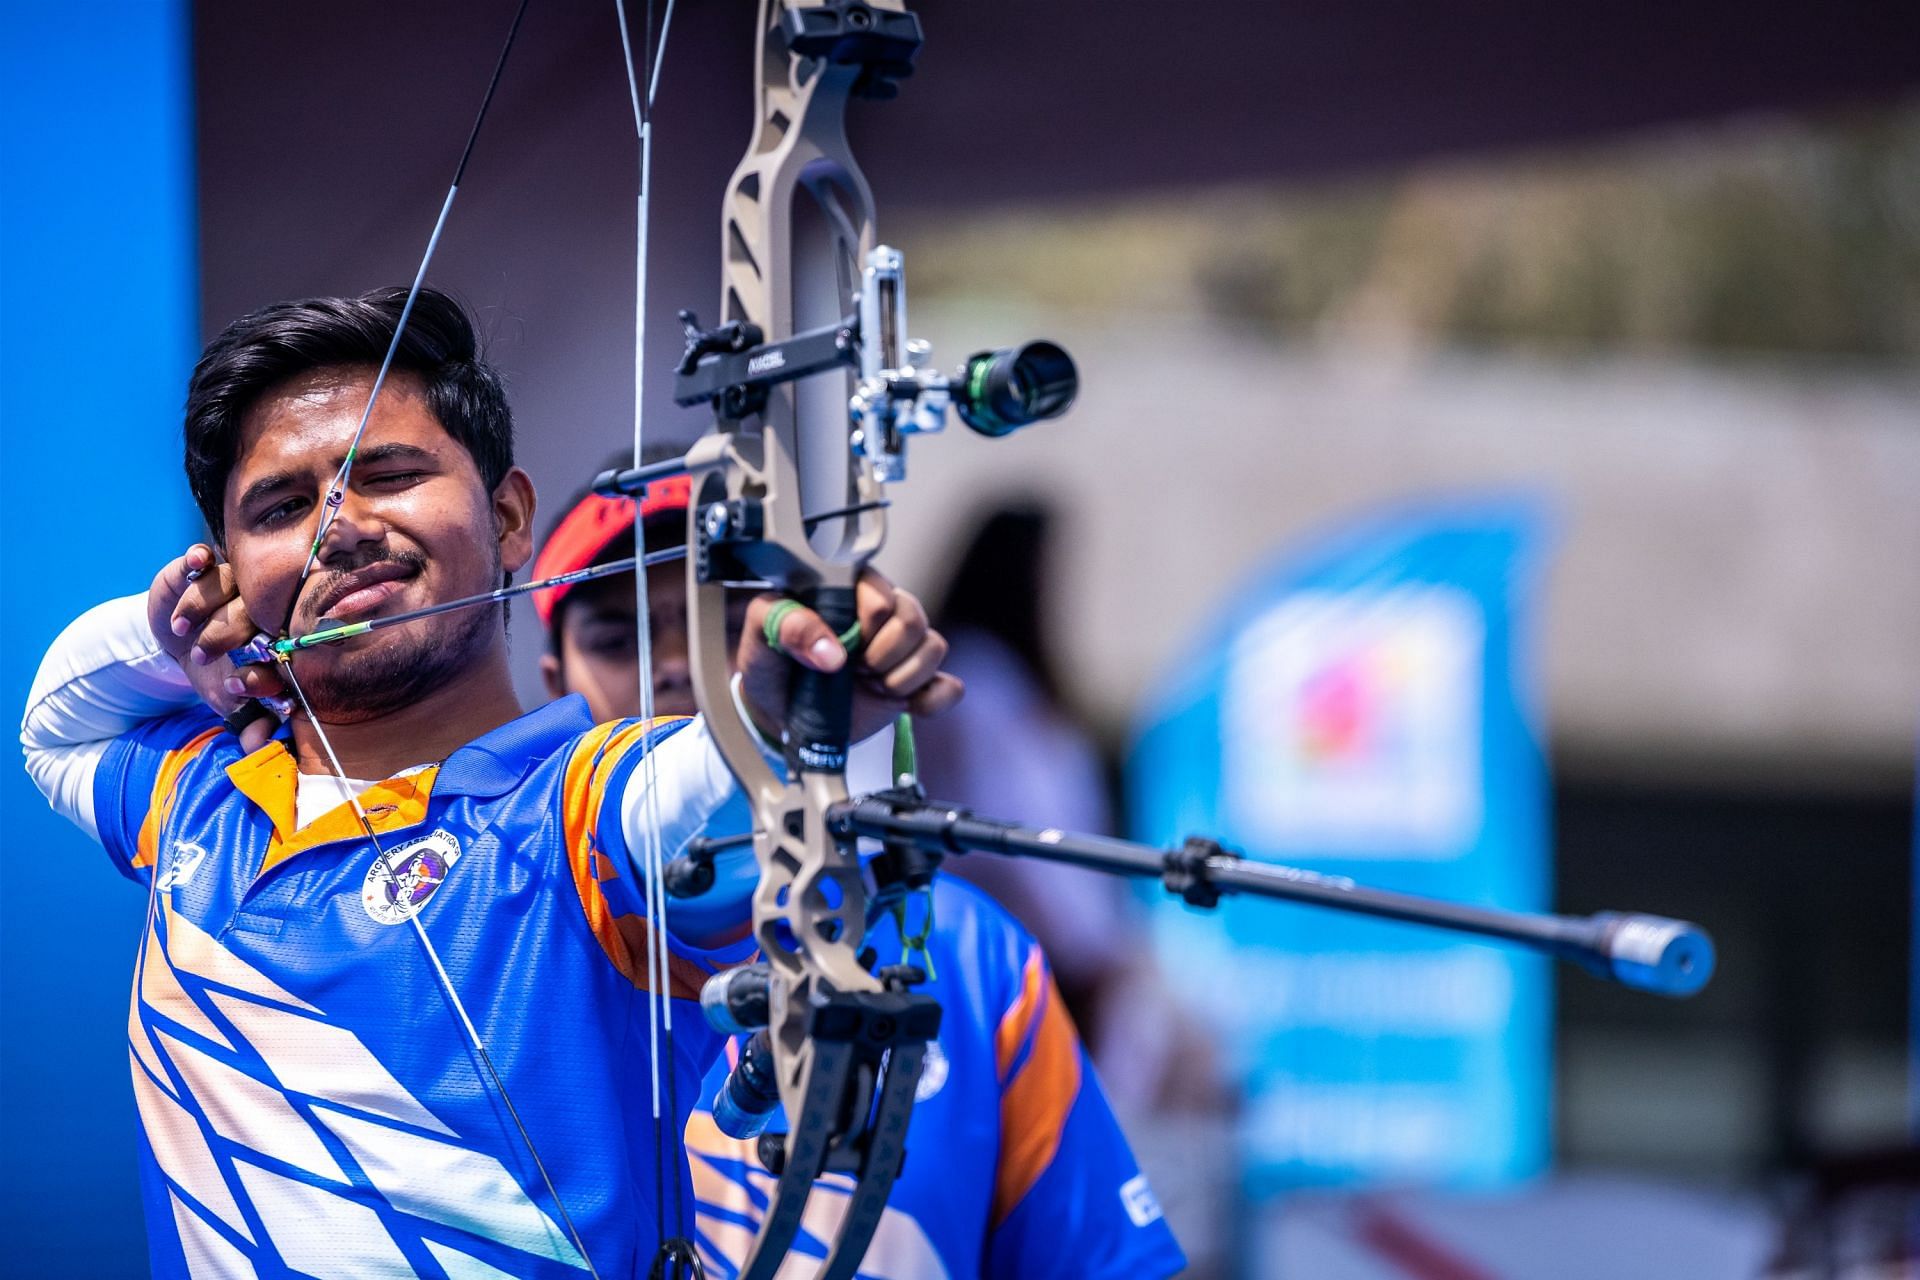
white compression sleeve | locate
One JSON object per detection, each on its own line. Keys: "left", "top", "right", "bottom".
{"left": 21, "top": 593, "right": 198, "bottom": 842}
{"left": 618, "top": 691, "right": 896, "bottom": 943}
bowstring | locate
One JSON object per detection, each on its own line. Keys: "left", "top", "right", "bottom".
{"left": 280, "top": 0, "right": 535, "bottom": 637}
{"left": 267, "top": 1, "right": 605, "bottom": 1271}
{"left": 277, "top": 660, "right": 602, "bottom": 1279}
{"left": 614, "top": 0, "right": 691, "bottom": 1259}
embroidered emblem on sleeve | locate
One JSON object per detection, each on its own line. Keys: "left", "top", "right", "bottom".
{"left": 362, "top": 830, "right": 463, "bottom": 926}
{"left": 1120, "top": 1173, "right": 1164, "bottom": 1228}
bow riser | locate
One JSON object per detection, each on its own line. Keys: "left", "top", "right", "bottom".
{"left": 682, "top": 4, "right": 930, "bottom": 1277}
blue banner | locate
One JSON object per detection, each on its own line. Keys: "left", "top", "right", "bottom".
{"left": 1129, "top": 498, "right": 1554, "bottom": 1197}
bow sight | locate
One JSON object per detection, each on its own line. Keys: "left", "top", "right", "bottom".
{"left": 673, "top": 242, "right": 1079, "bottom": 483}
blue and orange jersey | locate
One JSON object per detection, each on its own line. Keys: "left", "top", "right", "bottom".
{"left": 91, "top": 695, "right": 747, "bottom": 1279}
{"left": 685, "top": 876, "right": 1186, "bottom": 1279}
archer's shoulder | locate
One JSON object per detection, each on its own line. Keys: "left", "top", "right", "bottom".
{"left": 445, "top": 698, "right": 690, "bottom": 783}
{"left": 107, "top": 705, "right": 237, "bottom": 773}
{"left": 931, "top": 874, "right": 1030, "bottom": 940}
{"left": 929, "top": 874, "right": 1046, "bottom": 993}
{"left": 556, "top": 713, "right": 697, "bottom": 771}
{"left": 525, "top": 708, "right": 702, "bottom": 816}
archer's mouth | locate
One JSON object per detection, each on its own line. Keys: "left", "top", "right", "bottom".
{"left": 309, "top": 562, "right": 421, "bottom": 624}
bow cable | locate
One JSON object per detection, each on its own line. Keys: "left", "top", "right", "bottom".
{"left": 614, "top": 0, "right": 698, "bottom": 1269}
{"left": 281, "top": 0, "right": 536, "bottom": 634}
{"left": 277, "top": 666, "right": 603, "bottom": 1277}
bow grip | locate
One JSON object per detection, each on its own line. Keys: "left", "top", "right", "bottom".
{"left": 784, "top": 585, "right": 857, "bottom": 775}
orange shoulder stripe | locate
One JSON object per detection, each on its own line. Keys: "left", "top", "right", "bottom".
{"left": 995, "top": 943, "right": 1047, "bottom": 1078}
{"left": 992, "top": 949, "right": 1083, "bottom": 1227}
{"left": 134, "top": 727, "right": 223, "bottom": 871}
{"left": 561, "top": 719, "right": 708, "bottom": 997}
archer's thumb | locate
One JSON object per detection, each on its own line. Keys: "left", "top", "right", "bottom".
{"left": 776, "top": 606, "right": 848, "bottom": 673}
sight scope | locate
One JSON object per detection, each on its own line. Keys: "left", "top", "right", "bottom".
{"left": 953, "top": 341, "right": 1078, "bottom": 437}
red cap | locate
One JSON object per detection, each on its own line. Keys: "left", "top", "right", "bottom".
{"left": 531, "top": 474, "right": 692, "bottom": 627}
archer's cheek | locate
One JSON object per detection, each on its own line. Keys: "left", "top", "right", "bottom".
{"left": 405, "top": 503, "right": 506, "bottom": 597}
{"left": 217, "top": 563, "right": 285, "bottom": 640}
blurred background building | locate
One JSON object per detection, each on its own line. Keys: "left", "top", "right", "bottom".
{"left": 6, "top": 0, "right": 1918, "bottom": 1274}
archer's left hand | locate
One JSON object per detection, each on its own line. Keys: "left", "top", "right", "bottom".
{"left": 738, "top": 568, "right": 963, "bottom": 745}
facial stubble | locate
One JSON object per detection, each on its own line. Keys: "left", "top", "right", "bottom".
{"left": 290, "top": 548, "right": 505, "bottom": 724}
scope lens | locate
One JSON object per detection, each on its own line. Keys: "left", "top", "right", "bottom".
{"left": 955, "top": 341, "right": 1078, "bottom": 437}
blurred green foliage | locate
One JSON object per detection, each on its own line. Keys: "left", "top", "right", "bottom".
{"left": 899, "top": 103, "right": 1920, "bottom": 362}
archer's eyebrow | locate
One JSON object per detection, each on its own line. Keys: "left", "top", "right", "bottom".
{"left": 235, "top": 468, "right": 304, "bottom": 514}
{"left": 234, "top": 443, "right": 441, "bottom": 513}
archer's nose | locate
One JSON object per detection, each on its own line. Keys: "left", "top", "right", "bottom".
{"left": 315, "top": 487, "right": 388, "bottom": 562}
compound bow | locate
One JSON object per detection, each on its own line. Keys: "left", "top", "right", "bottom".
{"left": 248, "top": 3, "right": 1717, "bottom": 1278}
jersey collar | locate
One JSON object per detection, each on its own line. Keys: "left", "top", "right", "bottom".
{"left": 226, "top": 696, "right": 600, "bottom": 867}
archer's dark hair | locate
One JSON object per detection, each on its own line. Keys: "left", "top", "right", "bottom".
{"left": 184, "top": 286, "right": 513, "bottom": 540}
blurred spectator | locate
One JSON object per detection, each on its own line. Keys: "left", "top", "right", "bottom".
{"left": 915, "top": 503, "right": 1227, "bottom": 1115}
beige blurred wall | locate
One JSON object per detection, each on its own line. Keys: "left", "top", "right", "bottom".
{"left": 877, "top": 306, "right": 1920, "bottom": 790}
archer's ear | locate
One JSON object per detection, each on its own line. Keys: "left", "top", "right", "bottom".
{"left": 538, "top": 651, "right": 566, "bottom": 701}
{"left": 493, "top": 466, "right": 538, "bottom": 574}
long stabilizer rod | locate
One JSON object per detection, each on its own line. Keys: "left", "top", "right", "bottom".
{"left": 829, "top": 796, "right": 1714, "bottom": 998}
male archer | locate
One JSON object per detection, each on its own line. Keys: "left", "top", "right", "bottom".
{"left": 21, "top": 286, "right": 958, "bottom": 1279}
{"left": 533, "top": 470, "right": 1188, "bottom": 1279}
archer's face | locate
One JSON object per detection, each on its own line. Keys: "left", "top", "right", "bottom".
{"left": 221, "top": 365, "right": 534, "bottom": 717}
{"left": 544, "top": 561, "right": 750, "bottom": 724}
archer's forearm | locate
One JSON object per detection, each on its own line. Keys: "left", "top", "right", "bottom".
{"left": 616, "top": 712, "right": 766, "bottom": 947}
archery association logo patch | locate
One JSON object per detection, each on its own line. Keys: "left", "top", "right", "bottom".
{"left": 362, "top": 829, "right": 464, "bottom": 926}
{"left": 157, "top": 840, "right": 210, "bottom": 892}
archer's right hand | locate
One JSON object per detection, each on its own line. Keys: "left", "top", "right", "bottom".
{"left": 147, "top": 543, "right": 288, "bottom": 752}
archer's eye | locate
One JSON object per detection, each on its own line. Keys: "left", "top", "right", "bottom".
{"left": 580, "top": 628, "right": 638, "bottom": 661}
{"left": 364, "top": 469, "right": 429, "bottom": 491}
{"left": 250, "top": 496, "right": 310, "bottom": 531}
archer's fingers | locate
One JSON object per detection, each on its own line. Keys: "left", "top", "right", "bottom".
{"left": 173, "top": 559, "right": 240, "bottom": 634}
{"left": 905, "top": 672, "right": 965, "bottom": 719}
{"left": 221, "top": 661, "right": 288, "bottom": 704}
{"left": 859, "top": 585, "right": 928, "bottom": 675}
{"left": 220, "top": 696, "right": 287, "bottom": 752}
{"left": 867, "top": 627, "right": 948, "bottom": 700}
{"left": 148, "top": 545, "right": 218, "bottom": 653}
{"left": 237, "top": 713, "right": 279, "bottom": 755}
{"left": 852, "top": 569, "right": 900, "bottom": 645}
{"left": 185, "top": 585, "right": 259, "bottom": 667}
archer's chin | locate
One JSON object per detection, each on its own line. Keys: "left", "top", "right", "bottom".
{"left": 297, "top": 607, "right": 499, "bottom": 718}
